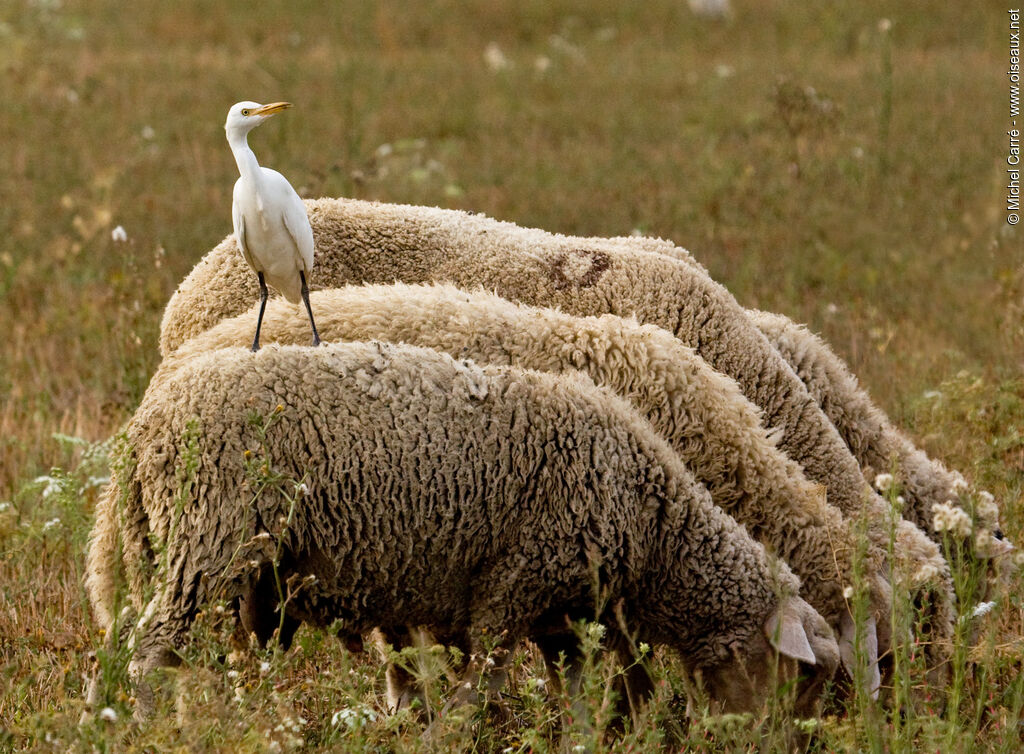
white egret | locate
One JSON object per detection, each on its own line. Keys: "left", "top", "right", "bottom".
{"left": 225, "top": 100, "right": 320, "bottom": 351}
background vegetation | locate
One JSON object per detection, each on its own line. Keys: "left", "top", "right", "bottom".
{"left": 0, "top": 0, "right": 1021, "bottom": 750}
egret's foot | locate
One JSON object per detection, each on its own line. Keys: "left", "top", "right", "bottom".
{"left": 312, "top": 335, "right": 322, "bottom": 347}
{"left": 251, "top": 342, "right": 260, "bottom": 353}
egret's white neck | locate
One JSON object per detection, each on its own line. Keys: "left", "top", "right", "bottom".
{"left": 227, "top": 130, "right": 262, "bottom": 183}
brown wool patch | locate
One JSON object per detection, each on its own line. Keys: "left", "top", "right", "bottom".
{"left": 549, "top": 249, "right": 612, "bottom": 290}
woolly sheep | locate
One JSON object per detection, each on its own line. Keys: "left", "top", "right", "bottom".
{"left": 158, "top": 199, "right": 951, "bottom": 603}
{"left": 748, "top": 309, "right": 1012, "bottom": 555}
{"left": 86, "top": 341, "right": 840, "bottom": 718}
{"left": 155, "top": 283, "right": 892, "bottom": 669}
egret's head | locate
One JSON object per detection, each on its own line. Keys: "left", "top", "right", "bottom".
{"left": 225, "top": 101, "right": 292, "bottom": 137}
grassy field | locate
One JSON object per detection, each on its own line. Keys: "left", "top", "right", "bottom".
{"left": 1, "top": 0, "right": 1022, "bottom": 750}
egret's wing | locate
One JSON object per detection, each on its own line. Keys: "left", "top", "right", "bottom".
{"left": 232, "top": 180, "right": 257, "bottom": 272}
{"left": 280, "top": 192, "right": 315, "bottom": 276}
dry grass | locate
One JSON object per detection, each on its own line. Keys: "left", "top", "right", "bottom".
{"left": 1, "top": 0, "right": 1022, "bottom": 750}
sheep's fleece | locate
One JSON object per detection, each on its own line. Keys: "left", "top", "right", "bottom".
{"left": 156, "top": 282, "right": 891, "bottom": 647}
{"left": 86, "top": 341, "right": 839, "bottom": 714}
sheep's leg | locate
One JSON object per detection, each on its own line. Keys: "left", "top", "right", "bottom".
{"left": 237, "top": 565, "right": 302, "bottom": 650}
{"left": 441, "top": 635, "right": 514, "bottom": 714}
{"left": 81, "top": 605, "right": 139, "bottom": 724}
{"left": 374, "top": 626, "right": 431, "bottom": 713}
{"left": 299, "top": 270, "right": 321, "bottom": 347}
{"left": 251, "top": 272, "right": 269, "bottom": 352}
{"left": 128, "top": 590, "right": 192, "bottom": 720}
{"left": 536, "top": 632, "right": 654, "bottom": 743}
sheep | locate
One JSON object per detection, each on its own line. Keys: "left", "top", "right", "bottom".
{"left": 157, "top": 199, "right": 952, "bottom": 613}
{"left": 747, "top": 309, "right": 1012, "bottom": 555}
{"left": 85, "top": 341, "right": 840, "bottom": 719}
{"left": 154, "top": 282, "right": 892, "bottom": 676}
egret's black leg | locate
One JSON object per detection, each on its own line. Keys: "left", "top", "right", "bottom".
{"left": 252, "top": 272, "right": 269, "bottom": 352}
{"left": 299, "top": 270, "right": 321, "bottom": 346}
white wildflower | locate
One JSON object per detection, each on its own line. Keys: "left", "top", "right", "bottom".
{"left": 826, "top": 302, "right": 839, "bottom": 314}
{"left": 227, "top": 669, "right": 239, "bottom": 681}
{"left": 878, "top": 18, "right": 892, "bottom": 33}
{"left": 932, "top": 501, "right": 973, "bottom": 538}
{"left": 976, "top": 491, "right": 999, "bottom": 526}
{"left": 141, "top": 125, "right": 155, "bottom": 140}
{"left": 34, "top": 475, "right": 62, "bottom": 500}
{"left": 912, "top": 563, "right": 939, "bottom": 585}
{"left": 843, "top": 586, "right": 855, "bottom": 599}
{"left": 86, "top": 475, "right": 110, "bottom": 489}
{"left": 873, "top": 473, "right": 895, "bottom": 494}
{"left": 259, "top": 661, "right": 271, "bottom": 676}
{"left": 688, "top": 0, "right": 731, "bottom": 20}
{"left": 971, "top": 601, "right": 996, "bottom": 619}
{"left": 111, "top": 225, "right": 128, "bottom": 243}
{"left": 0, "top": 502, "right": 11, "bottom": 513}
{"left": 294, "top": 482, "right": 309, "bottom": 498}
{"left": 638, "top": 642, "right": 651, "bottom": 656}
{"left": 951, "top": 477, "right": 969, "bottom": 496}
{"left": 98, "top": 707, "right": 118, "bottom": 722}
{"left": 42, "top": 517, "right": 61, "bottom": 532}
{"left": 484, "top": 42, "right": 511, "bottom": 71}
{"left": 331, "top": 706, "right": 377, "bottom": 729}
{"left": 267, "top": 742, "right": 281, "bottom": 754}
{"left": 534, "top": 55, "right": 551, "bottom": 73}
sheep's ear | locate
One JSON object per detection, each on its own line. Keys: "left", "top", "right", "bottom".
{"left": 765, "top": 599, "right": 816, "bottom": 665}
{"left": 839, "top": 612, "right": 881, "bottom": 699}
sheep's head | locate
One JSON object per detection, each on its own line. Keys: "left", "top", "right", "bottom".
{"left": 701, "top": 595, "right": 839, "bottom": 716}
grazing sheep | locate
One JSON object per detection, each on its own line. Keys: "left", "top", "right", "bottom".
{"left": 157, "top": 283, "right": 891, "bottom": 665}
{"left": 157, "top": 198, "right": 955, "bottom": 680}
{"left": 86, "top": 341, "right": 839, "bottom": 718}
{"left": 748, "top": 309, "right": 1012, "bottom": 555}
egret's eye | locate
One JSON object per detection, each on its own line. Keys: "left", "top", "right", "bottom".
{"left": 241, "top": 109, "right": 250, "bottom": 116}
